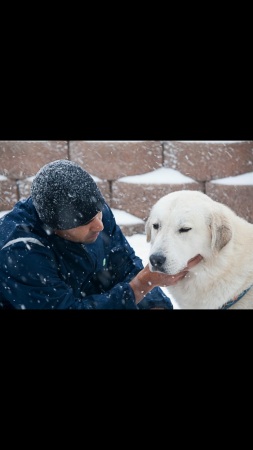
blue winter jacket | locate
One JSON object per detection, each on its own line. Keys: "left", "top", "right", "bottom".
{"left": 0, "top": 198, "right": 173, "bottom": 310}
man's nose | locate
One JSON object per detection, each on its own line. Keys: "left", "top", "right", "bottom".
{"left": 91, "top": 216, "right": 104, "bottom": 231}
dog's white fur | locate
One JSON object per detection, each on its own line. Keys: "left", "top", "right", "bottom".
{"left": 146, "top": 190, "right": 253, "bottom": 309}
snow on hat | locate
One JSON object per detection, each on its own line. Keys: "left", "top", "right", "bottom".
{"left": 31, "top": 159, "right": 105, "bottom": 230}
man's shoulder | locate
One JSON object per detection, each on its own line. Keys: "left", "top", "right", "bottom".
{"left": 0, "top": 198, "right": 48, "bottom": 250}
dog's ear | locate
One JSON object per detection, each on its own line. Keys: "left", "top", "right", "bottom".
{"left": 210, "top": 212, "right": 232, "bottom": 251}
{"left": 145, "top": 217, "right": 151, "bottom": 242}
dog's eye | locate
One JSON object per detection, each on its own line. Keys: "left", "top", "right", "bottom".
{"left": 153, "top": 223, "right": 159, "bottom": 230}
{"left": 179, "top": 227, "right": 192, "bottom": 233}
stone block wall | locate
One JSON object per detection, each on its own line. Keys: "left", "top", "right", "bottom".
{"left": 0, "top": 140, "right": 253, "bottom": 235}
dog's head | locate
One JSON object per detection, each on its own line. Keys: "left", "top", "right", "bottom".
{"left": 146, "top": 190, "right": 232, "bottom": 275}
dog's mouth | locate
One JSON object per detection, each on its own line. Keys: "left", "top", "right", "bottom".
{"left": 149, "top": 253, "right": 203, "bottom": 274}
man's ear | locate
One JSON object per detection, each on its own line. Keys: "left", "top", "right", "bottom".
{"left": 145, "top": 217, "right": 151, "bottom": 242}
{"left": 210, "top": 212, "right": 232, "bottom": 251}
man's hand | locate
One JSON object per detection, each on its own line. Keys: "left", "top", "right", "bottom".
{"left": 129, "top": 254, "right": 203, "bottom": 304}
{"left": 130, "top": 265, "right": 188, "bottom": 304}
{"left": 142, "top": 265, "right": 188, "bottom": 288}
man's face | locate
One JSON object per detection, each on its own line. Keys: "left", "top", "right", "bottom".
{"left": 54, "top": 212, "right": 104, "bottom": 244}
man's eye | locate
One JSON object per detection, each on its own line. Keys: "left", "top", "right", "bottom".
{"left": 153, "top": 223, "right": 159, "bottom": 230}
{"left": 179, "top": 227, "right": 192, "bottom": 233}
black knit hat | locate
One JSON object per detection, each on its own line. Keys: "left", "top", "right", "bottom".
{"left": 31, "top": 160, "right": 105, "bottom": 230}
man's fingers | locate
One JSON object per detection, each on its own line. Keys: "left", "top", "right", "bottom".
{"left": 186, "top": 254, "right": 203, "bottom": 270}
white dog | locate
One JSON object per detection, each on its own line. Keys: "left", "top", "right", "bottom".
{"left": 145, "top": 190, "right": 253, "bottom": 309}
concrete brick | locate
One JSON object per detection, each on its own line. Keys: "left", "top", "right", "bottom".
{"left": 119, "top": 223, "right": 145, "bottom": 236}
{"left": 0, "top": 177, "right": 18, "bottom": 210}
{"left": 112, "top": 181, "right": 203, "bottom": 221}
{"left": 95, "top": 180, "right": 111, "bottom": 205}
{"left": 0, "top": 141, "right": 68, "bottom": 179}
{"left": 17, "top": 177, "right": 33, "bottom": 200}
{"left": 163, "top": 141, "right": 253, "bottom": 182}
{"left": 206, "top": 182, "right": 253, "bottom": 224}
{"left": 69, "top": 141, "right": 163, "bottom": 180}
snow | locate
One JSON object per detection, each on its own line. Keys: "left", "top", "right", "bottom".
{"left": 178, "top": 141, "right": 244, "bottom": 143}
{"left": 0, "top": 211, "right": 10, "bottom": 218}
{"left": 117, "top": 167, "right": 195, "bottom": 184}
{"left": 211, "top": 171, "right": 253, "bottom": 185}
{"left": 112, "top": 209, "right": 144, "bottom": 225}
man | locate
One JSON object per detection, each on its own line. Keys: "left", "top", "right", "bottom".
{"left": 0, "top": 160, "right": 200, "bottom": 309}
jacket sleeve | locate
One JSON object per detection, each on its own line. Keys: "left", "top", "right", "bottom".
{"left": 0, "top": 222, "right": 173, "bottom": 309}
{"left": 0, "top": 241, "right": 139, "bottom": 309}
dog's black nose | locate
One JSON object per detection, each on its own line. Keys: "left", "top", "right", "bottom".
{"left": 149, "top": 253, "right": 166, "bottom": 268}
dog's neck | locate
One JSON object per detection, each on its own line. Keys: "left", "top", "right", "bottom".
{"left": 220, "top": 285, "right": 253, "bottom": 309}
